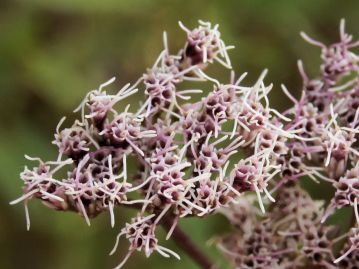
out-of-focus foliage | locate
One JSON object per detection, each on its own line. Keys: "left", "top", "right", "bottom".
{"left": 1, "top": 1, "right": 359, "bottom": 268}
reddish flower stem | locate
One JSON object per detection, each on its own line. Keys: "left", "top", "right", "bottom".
{"left": 161, "top": 216, "right": 218, "bottom": 269}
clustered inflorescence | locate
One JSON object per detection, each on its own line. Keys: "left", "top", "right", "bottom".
{"left": 11, "top": 20, "right": 359, "bottom": 268}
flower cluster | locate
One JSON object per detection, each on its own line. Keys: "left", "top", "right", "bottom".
{"left": 11, "top": 19, "right": 359, "bottom": 268}
{"left": 218, "top": 186, "right": 337, "bottom": 269}
{"left": 217, "top": 19, "right": 359, "bottom": 268}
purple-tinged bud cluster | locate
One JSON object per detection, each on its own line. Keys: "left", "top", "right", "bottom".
{"left": 180, "top": 20, "right": 232, "bottom": 68}
{"left": 110, "top": 214, "right": 180, "bottom": 269}
{"left": 218, "top": 186, "right": 338, "bottom": 269}
{"left": 53, "top": 121, "right": 91, "bottom": 160}
{"left": 11, "top": 19, "right": 359, "bottom": 269}
{"left": 301, "top": 20, "right": 359, "bottom": 85}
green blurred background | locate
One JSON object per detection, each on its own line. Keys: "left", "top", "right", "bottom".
{"left": 1, "top": 1, "right": 359, "bottom": 268}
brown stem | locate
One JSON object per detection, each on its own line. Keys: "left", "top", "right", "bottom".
{"left": 161, "top": 216, "right": 218, "bottom": 269}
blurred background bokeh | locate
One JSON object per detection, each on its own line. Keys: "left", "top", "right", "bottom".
{"left": 1, "top": 1, "right": 359, "bottom": 268}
